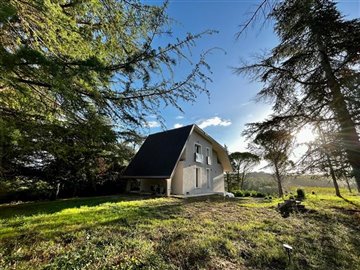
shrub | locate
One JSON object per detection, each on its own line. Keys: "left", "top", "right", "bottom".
{"left": 232, "top": 190, "right": 244, "bottom": 197}
{"left": 296, "top": 188, "right": 306, "bottom": 200}
{"left": 253, "top": 191, "right": 266, "bottom": 198}
{"left": 232, "top": 190, "right": 267, "bottom": 198}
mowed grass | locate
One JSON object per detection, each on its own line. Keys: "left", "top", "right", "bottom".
{"left": 0, "top": 189, "right": 359, "bottom": 270}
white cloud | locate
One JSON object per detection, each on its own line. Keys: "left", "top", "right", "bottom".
{"left": 176, "top": 115, "right": 184, "bottom": 120}
{"left": 147, "top": 121, "right": 160, "bottom": 128}
{"left": 173, "top": 123, "right": 184, "bottom": 128}
{"left": 197, "top": 116, "right": 232, "bottom": 129}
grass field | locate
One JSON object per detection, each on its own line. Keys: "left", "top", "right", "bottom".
{"left": 0, "top": 188, "right": 359, "bottom": 270}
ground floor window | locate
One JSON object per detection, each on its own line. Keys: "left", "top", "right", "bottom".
{"left": 206, "top": 169, "right": 211, "bottom": 188}
{"left": 195, "top": 167, "right": 200, "bottom": 188}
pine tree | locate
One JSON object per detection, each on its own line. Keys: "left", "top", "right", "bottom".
{"left": 0, "top": 0, "right": 214, "bottom": 195}
{"left": 0, "top": 0, "right": 213, "bottom": 126}
{"left": 253, "top": 129, "right": 294, "bottom": 197}
{"left": 237, "top": 0, "right": 360, "bottom": 192}
{"left": 229, "top": 152, "right": 260, "bottom": 189}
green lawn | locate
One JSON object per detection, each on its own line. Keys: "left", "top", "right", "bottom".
{"left": 0, "top": 189, "right": 359, "bottom": 270}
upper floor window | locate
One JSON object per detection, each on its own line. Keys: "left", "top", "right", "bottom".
{"left": 206, "top": 147, "right": 212, "bottom": 165}
{"left": 194, "top": 143, "right": 204, "bottom": 163}
{"left": 195, "top": 143, "right": 202, "bottom": 154}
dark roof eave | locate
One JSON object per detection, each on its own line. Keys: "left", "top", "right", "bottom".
{"left": 120, "top": 175, "right": 171, "bottom": 179}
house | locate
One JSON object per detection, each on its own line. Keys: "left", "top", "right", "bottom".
{"left": 122, "top": 124, "right": 232, "bottom": 197}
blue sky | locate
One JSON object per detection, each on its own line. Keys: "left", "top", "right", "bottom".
{"left": 144, "top": 0, "right": 360, "bottom": 154}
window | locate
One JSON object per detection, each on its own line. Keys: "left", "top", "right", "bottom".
{"left": 195, "top": 143, "right": 202, "bottom": 154}
{"left": 194, "top": 143, "right": 203, "bottom": 163}
{"left": 206, "top": 169, "right": 211, "bottom": 188}
{"left": 195, "top": 167, "right": 200, "bottom": 188}
{"left": 206, "top": 147, "right": 211, "bottom": 165}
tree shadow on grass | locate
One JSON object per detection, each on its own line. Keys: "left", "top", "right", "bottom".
{"left": 0, "top": 200, "right": 187, "bottom": 269}
{"left": 338, "top": 195, "right": 360, "bottom": 208}
{"left": 0, "top": 194, "right": 158, "bottom": 219}
{"left": 0, "top": 198, "right": 184, "bottom": 241}
{"left": 290, "top": 209, "right": 360, "bottom": 270}
{"left": 0, "top": 195, "right": 232, "bottom": 243}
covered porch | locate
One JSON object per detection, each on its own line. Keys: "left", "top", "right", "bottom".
{"left": 126, "top": 178, "right": 172, "bottom": 196}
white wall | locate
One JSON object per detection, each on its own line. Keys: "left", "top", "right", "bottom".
{"left": 171, "top": 161, "right": 184, "bottom": 194}
{"left": 178, "top": 130, "right": 225, "bottom": 195}
{"left": 212, "top": 150, "right": 225, "bottom": 193}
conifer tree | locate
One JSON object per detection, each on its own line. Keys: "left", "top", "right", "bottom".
{"left": 237, "top": 0, "right": 360, "bottom": 191}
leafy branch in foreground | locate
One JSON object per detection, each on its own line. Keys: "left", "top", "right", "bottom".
{"left": 1, "top": 0, "right": 215, "bottom": 127}
{"left": 0, "top": 0, "right": 216, "bottom": 197}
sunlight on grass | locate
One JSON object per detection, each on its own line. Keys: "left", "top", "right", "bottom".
{"left": 0, "top": 197, "right": 179, "bottom": 239}
{"left": 0, "top": 189, "right": 359, "bottom": 270}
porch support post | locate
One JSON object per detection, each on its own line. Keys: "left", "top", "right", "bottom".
{"left": 166, "top": 178, "right": 171, "bottom": 196}
{"left": 126, "top": 179, "right": 131, "bottom": 192}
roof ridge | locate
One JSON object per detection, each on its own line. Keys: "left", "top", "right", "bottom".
{"left": 148, "top": 124, "right": 195, "bottom": 137}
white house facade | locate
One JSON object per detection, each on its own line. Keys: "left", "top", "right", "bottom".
{"left": 122, "top": 124, "right": 231, "bottom": 197}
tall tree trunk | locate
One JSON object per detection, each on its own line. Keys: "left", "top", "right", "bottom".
{"left": 317, "top": 124, "right": 341, "bottom": 197}
{"left": 237, "top": 169, "right": 241, "bottom": 189}
{"left": 316, "top": 37, "right": 360, "bottom": 193}
{"left": 226, "top": 172, "right": 232, "bottom": 191}
{"left": 55, "top": 182, "right": 61, "bottom": 199}
{"left": 326, "top": 153, "right": 341, "bottom": 197}
{"left": 240, "top": 171, "right": 246, "bottom": 190}
{"left": 344, "top": 177, "right": 352, "bottom": 193}
{"left": 274, "top": 164, "right": 284, "bottom": 197}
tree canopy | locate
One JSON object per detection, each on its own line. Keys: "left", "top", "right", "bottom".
{"left": 1, "top": 0, "right": 213, "bottom": 126}
{"left": 0, "top": 0, "right": 214, "bottom": 200}
{"left": 252, "top": 129, "right": 294, "bottom": 197}
{"left": 229, "top": 151, "right": 260, "bottom": 190}
{"left": 237, "top": 0, "right": 360, "bottom": 193}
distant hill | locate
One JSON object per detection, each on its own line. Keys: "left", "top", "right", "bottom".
{"left": 236, "top": 172, "right": 356, "bottom": 194}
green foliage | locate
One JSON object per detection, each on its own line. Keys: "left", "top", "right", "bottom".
{"left": 237, "top": 0, "right": 360, "bottom": 191}
{"left": 244, "top": 190, "right": 251, "bottom": 197}
{"left": 228, "top": 151, "right": 260, "bottom": 190}
{"left": 252, "top": 129, "right": 294, "bottom": 197}
{"left": 0, "top": 178, "right": 53, "bottom": 203}
{"left": 253, "top": 130, "right": 293, "bottom": 166}
{"left": 0, "top": 0, "right": 214, "bottom": 199}
{"left": 232, "top": 189, "right": 244, "bottom": 197}
{"left": 232, "top": 189, "right": 266, "bottom": 198}
{"left": 1, "top": 0, "right": 213, "bottom": 125}
{"left": 0, "top": 109, "right": 135, "bottom": 200}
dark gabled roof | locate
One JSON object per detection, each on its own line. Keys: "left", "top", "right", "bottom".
{"left": 122, "top": 124, "right": 194, "bottom": 178}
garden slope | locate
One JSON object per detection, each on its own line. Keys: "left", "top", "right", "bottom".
{"left": 0, "top": 189, "right": 359, "bottom": 270}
